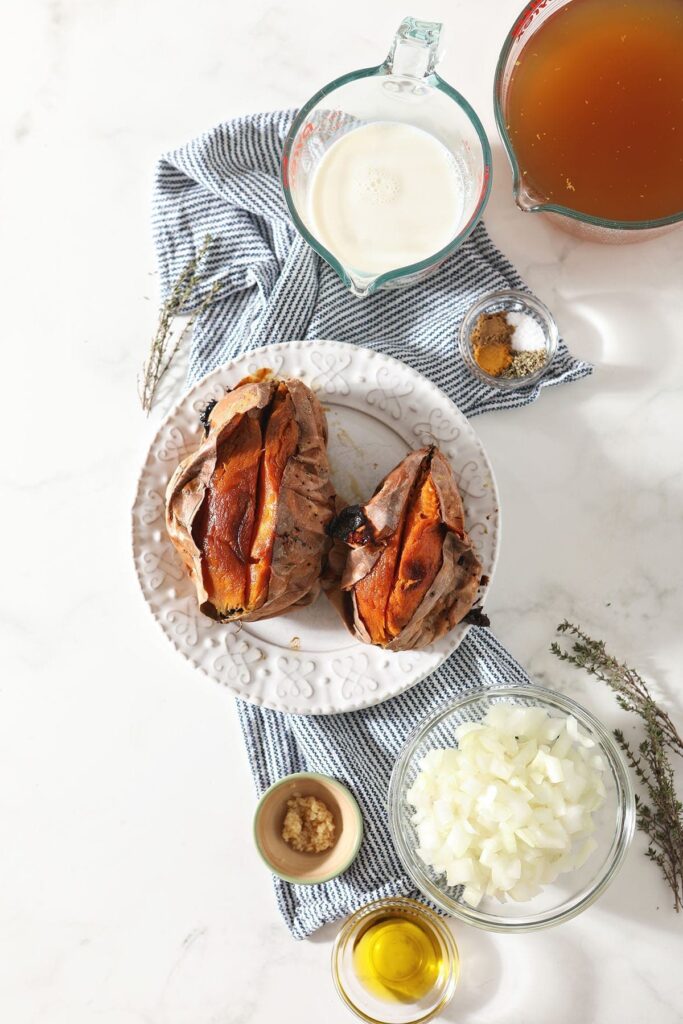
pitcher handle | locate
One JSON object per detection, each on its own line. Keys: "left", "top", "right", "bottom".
{"left": 384, "top": 16, "right": 442, "bottom": 78}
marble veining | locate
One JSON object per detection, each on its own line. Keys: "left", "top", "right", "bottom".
{"left": 2, "top": 1, "right": 682, "bottom": 1022}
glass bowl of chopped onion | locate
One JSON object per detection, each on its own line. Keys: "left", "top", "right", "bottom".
{"left": 388, "top": 685, "right": 635, "bottom": 932}
{"left": 458, "top": 288, "right": 559, "bottom": 389}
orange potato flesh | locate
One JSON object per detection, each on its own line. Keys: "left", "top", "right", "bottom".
{"left": 354, "top": 455, "right": 445, "bottom": 645}
{"left": 247, "top": 385, "right": 300, "bottom": 609}
{"left": 353, "top": 525, "right": 404, "bottom": 646}
{"left": 385, "top": 472, "right": 443, "bottom": 637}
{"left": 192, "top": 412, "right": 262, "bottom": 615}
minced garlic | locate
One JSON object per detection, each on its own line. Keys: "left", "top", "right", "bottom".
{"left": 282, "top": 794, "right": 336, "bottom": 853}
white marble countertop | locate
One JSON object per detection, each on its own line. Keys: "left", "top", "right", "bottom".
{"left": 3, "top": 1, "right": 682, "bottom": 1021}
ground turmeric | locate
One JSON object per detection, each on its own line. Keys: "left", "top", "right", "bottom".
{"left": 474, "top": 340, "right": 513, "bottom": 376}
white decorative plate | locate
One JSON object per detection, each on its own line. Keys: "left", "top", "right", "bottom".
{"left": 132, "top": 340, "right": 500, "bottom": 715}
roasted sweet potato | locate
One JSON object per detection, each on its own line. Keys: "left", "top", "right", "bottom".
{"left": 247, "top": 385, "right": 299, "bottom": 610}
{"left": 386, "top": 470, "right": 443, "bottom": 636}
{"left": 329, "top": 446, "right": 482, "bottom": 651}
{"left": 192, "top": 410, "right": 263, "bottom": 616}
{"left": 165, "top": 374, "right": 335, "bottom": 622}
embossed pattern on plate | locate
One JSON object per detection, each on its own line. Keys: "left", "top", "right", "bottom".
{"left": 131, "top": 340, "right": 500, "bottom": 714}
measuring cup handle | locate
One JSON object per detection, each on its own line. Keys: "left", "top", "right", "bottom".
{"left": 384, "top": 16, "right": 442, "bottom": 78}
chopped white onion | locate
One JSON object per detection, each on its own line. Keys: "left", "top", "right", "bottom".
{"left": 407, "top": 704, "right": 606, "bottom": 906}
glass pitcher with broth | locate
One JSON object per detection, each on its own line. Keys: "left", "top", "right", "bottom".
{"left": 495, "top": 0, "right": 683, "bottom": 242}
{"left": 282, "top": 18, "right": 492, "bottom": 297}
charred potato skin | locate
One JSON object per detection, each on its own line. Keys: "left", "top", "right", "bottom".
{"left": 165, "top": 375, "right": 335, "bottom": 623}
{"left": 330, "top": 447, "right": 483, "bottom": 651}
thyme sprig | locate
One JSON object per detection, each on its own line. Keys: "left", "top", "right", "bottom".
{"left": 138, "top": 235, "right": 220, "bottom": 415}
{"left": 551, "top": 621, "right": 683, "bottom": 911}
{"left": 552, "top": 621, "right": 682, "bottom": 755}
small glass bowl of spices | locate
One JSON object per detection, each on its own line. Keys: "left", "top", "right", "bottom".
{"left": 459, "top": 288, "right": 558, "bottom": 390}
{"left": 332, "top": 896, "right": 458, "bottom": 1024}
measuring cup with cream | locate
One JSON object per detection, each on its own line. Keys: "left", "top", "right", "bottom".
{"left": 282, "top": 17, "right": 491, "bottom": 297}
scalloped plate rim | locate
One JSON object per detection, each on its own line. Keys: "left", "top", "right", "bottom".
{"left": 131, "top": 339, "right": 501, "bottom": 715}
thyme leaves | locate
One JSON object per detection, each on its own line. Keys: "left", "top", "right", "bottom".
{"left": 551, "top": 621, "right": 683, "bottom": 911}
{"left": 138, "top": 235, "right": 220, "bottom": 415}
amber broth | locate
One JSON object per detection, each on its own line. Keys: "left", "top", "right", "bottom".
{"left": 505, "top": 0, "right": 683, "bottom": 221}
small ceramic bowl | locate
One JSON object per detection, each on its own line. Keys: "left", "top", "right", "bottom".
{"left": 458, "top": 287, "right": 559, "bottom": 390}
{"left": 253, "top": 772, "right": 363, "bottom": 884}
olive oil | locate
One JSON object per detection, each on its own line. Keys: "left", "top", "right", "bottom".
{"left": 506, "top": 0, "right": 683, "bottom": 221}
{"left": 352, "top": 911, "right": 444, "bottom": 1003}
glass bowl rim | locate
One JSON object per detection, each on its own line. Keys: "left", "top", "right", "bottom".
{"left": 493, "top": 0, "right": 683, "bottom": 232}
{"left": 331, "top": 895, "right": 459, "bottom": 1024}
{"left": 281, "top": 64, "right": 493, "bottom": 296}
{"left": 458, "top": 287, "right": 559, "bottom": 390}
{"left": 388, "top": 683, "right": 636, "bottom": 933}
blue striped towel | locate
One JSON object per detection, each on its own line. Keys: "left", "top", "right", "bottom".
{"left": 153, "top": 111, "right": 591, "bottom": 938}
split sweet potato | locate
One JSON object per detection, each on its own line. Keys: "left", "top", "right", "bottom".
{"left": 165, "top": 374, "right": 335, "bottom": 622}
{"left": 328, "top": 446, "right": 483, "bottom": 651}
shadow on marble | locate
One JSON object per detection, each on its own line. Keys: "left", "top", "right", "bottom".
{"left": 305, "top": 919, "right": 339, "bottom": 944}
{"left": 441, "top": 924, "right": 502, "bottom": 1021}
{"left": 483, "top": 365, "right": 683, "bottom": 665}
{"left": 486, "top": 141, "right": 683, "bottom": 280}
{"left": 595, "top": 843, "right": 682, "bottom": 935}
{"left": 484, "top": 141, "right": 683, "bottom": 385}
{"left": 446, "top": 925, "right": 596, "bottom": 1024}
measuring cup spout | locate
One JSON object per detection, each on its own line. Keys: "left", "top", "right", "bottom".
{"left": 346, "top": 270, "right": 379, "bottom": 299}
{"left": 514, "top": 180, "right": 543, "bottom": 213}
{"left": 384, "top": 16, "right": 443, "bottom": 79}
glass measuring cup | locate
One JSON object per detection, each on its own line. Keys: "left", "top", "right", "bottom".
{"left": 282, "top": 17, "right": 492, "bottom": 297}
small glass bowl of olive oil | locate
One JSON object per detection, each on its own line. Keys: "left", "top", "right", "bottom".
{"left": 332, "top": 897, "right": 458, "bottom": 1023}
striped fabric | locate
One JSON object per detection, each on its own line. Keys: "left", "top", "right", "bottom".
{"left": 153, "top": 111, "right": 591, "bottom": 938}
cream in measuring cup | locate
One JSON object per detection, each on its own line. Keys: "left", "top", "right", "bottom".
{"left": 307, "top": 121, "right": 466, "bottom": 277}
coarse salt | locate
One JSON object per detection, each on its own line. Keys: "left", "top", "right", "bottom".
{"left": 506, "top": 311, "right": 547, "bottom": 353}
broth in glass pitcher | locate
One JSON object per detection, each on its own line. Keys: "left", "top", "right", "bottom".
{"left": 496, "top": 0, "right": 683, "bottom": 238}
